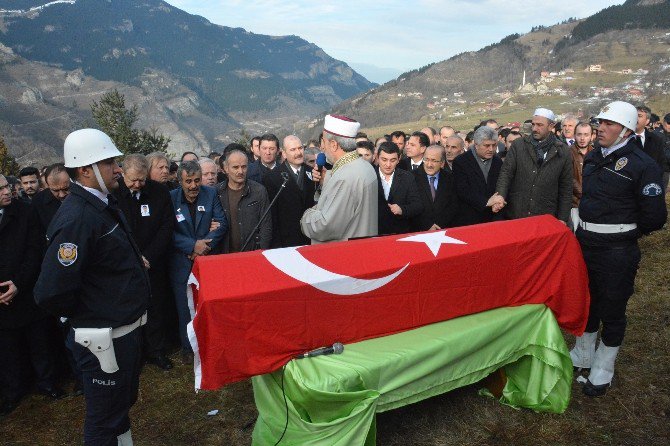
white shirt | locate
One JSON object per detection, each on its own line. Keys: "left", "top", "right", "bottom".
{"left": 381, "top": 171, "right": 394, "bottom": 201}
{"left": 601, "top": 136, "right": 634, "bottom": 158}
{"left": 77, "top": 182, "right": 108, "bottom": 205}
{"left": 410, "top": 160, "right": 422, "bottom": 170}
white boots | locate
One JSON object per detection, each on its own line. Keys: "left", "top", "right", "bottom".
{"left": 117, "top": 430, "right": 133, "bottom": 446}
{"left": 583, "top": 344, "right": 620, "bottom": 397}
{"left": 570, "top": 333, "right": 620, "bottom": 396}
{"left": 569, "top": 331, "right": 598, "bottom": 370}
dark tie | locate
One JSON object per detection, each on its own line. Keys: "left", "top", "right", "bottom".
{"left": 133, "top": 191, "right": 140, "bottom": 201}
{"left": 411, "top": 164, "right": 418, "bottom": 171}
{"left": 429, "top": 176, "right": 436, "bottom": 201}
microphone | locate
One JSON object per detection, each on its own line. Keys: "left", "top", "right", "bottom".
{"left": 295, "top": 342, "right": 344, "bottom": 359}
{"left": 316, "top": 152, "right": 327, "bottom": 171}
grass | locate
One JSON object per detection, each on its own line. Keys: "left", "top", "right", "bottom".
{"left": 1, "top": 204, "right": 669, "bottom": 445}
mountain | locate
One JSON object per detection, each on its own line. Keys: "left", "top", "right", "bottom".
{"left": 0, "top": 0, "right": 375, "bottom": 164}
{"left": 322, "top": 0, "right": 670, "bottom": 136}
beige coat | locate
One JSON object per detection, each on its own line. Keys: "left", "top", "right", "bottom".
{"left": 301, "top": 157, "right": 378, "bottom": 243}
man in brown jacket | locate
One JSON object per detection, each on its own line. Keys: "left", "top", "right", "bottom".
{"left": 571, "top": 122, "right": 595, "bottom": 207}
{"left": 491, "top": 108, "right": 573, "bottom": 223}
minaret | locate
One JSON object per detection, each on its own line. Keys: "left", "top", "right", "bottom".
{"left": 522, "top": 70, "right": 526, "bottom": 87}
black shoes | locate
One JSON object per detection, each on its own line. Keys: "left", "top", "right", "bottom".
{"left": 582, "top": 380, "right": 610, "bottom": 397}
{"left": 147, "top": 354, "right": 174, "bottom": 370}
{"left": 37, "top": 386, "right": 66, "bottom": 400}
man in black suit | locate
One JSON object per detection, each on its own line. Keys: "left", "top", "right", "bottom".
{"left": 376, "top": 141, "right": 423, "bottom": 235}
{"left": 398, "top": 131, "right": 429, "bottom": 171}
{"left": 114, "top": 154, "right": 175, "bottom": 370}
{"left": 411, "top": 145, "right": 459, "bottom": 231}
{"left": 635, "top": 105, "right": 666, "bottom": 171}
{"left": 247, "top": 133, "right": 280, "bottom": 184}
{"left": 31, "top": 164, "right": 71, "bottom": 250}
{"left": 1, "top": 174, "right": 64, "bottom": 416}
{"left": 452, "top": 126, "right": 503, "bottom": 226}
{"left": 264, "top": 135, "right": 316, "bottom": 247}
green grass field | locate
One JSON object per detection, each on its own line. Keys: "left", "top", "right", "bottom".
{"left": 1, "top": 205, "right": 669, "bottom": 445}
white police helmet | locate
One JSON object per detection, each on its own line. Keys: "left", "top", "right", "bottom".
{"left": 64, "top": 129, "right": 122, "bottom": 168}
{"left": 595, "top": 101, "right": 638, "bottom": 132}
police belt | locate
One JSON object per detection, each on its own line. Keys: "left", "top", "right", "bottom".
{"left": 579, "top": 221, "right": 637, "bottom": 234}
{"left": 74, "top": 312, "right": 147, "bottom": 374}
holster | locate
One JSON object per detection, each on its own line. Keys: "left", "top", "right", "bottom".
{"left": 74, "top": 327, "right": 119, "bottom": 374}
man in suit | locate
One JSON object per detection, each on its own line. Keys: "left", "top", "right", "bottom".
{"left": 247, "top": 133, "right": 279, "bottom": 184}
{"left": 115, "top": 154, "right": 175, "bottom": 370}
{"left": 561, "top": 114, "right": 579, "bottom": 146}
{"left": 264, "top": 136, "right": 316, "bottom": 247}
{"left": 412, "top": 145, "right": 459, "bottom": 231}
{"left": 398, "top": 131, "right": 429, "bottom": 171}
{"left": 444, "top": 136, "right": 465, "bottom": 172}
{"left": 635, "top": 105, "right": 666, "bottom": 171}
{"left": 1, "top": 174, "right": 64, "bottom": 417}
{"left": 452, "top": 126, "right": 503, "bottom": 226}
{"left": 376, "top": 141, "right": 423, "bottom": 235}
{"left": 169, "top": 160, "right": 227, "bottom": 363}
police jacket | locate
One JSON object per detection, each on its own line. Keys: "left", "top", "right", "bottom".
{"left": 216, "top": 179, "right": 271, "bottom": 253}
{"left": 0, "top": 199, "right": 45, "bottom": 329}
{"left": 34, "top": 183, "right": 150, "bottom": 329}
{"left": 577, "top": 138, "right": 667, "bottom": 246}
{"left": 113, "top": 178, "right": 174, "bottom": 271}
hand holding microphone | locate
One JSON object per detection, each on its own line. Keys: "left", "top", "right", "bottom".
{"left": 312, "top": 153, "right": 327, "bottom": 186}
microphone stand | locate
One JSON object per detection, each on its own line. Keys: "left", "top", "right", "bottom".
{"left": 240, "top": 174, "right": 289, "bottom": 252}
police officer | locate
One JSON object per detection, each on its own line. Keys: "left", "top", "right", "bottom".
{"left": 570, "top": 101, "right": 667, "bottom": 397}
{"left": 34, "top": 129, "right": 150, "bottom": 445}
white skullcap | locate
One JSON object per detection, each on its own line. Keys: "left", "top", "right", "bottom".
{"left": 533, "top": 108, "right": 556, "bottom": 122}
{"left": 324, "top": 114, "right": 360, "bottom": 138}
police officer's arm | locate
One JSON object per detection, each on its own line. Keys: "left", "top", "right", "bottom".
{"left": 637, "top": 163, "right": 668, "bottom": 234}
{"left": 34, "top": 217, "right": 87, "bottom": 317}
{"left": 205, "top": 192, "right": 227, "bottom": 250}
{"left": 142, "top": 189, "right": 175, "bottom": 266}
{"left": 556, "top": 152, "right": 574, "bottom": 223}
{"left": 257, "top": 186, "right": 273, "bottom": 249}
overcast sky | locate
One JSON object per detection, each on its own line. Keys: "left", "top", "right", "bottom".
{"left": 167, "top": 1, "right": 624, "bottom": 83}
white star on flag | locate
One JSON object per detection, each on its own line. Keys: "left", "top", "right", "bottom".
{"left": 397, "top": 231, "right": 467, "bottom": 257}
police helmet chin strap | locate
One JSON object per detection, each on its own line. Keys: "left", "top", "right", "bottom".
{"left": 612, "top": 127, "right": 629, "bottom": 147}
{"left": 91, "top": 163, "right": 111, "bottom": 196}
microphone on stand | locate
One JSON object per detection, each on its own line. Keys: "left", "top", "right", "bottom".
{"left": 295, "top": 342, "right": 344, "bottom": 359}
{"left": 240, "top": 172, "right": 289, "bottom": 251}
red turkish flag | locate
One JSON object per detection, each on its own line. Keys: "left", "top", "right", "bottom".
{"left": 190, "top": 215, "right": 589, "bottom": 390}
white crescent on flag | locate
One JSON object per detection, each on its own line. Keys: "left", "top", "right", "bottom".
{"left": 262, "top": 247, "right": 409, "bottom": 295}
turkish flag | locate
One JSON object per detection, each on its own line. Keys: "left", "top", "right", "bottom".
{"left": 190, "top": 215, "right": 589, "bottom": 390}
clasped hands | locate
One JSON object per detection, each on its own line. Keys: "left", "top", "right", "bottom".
{"left": 486, "top": 192, "right": 507, "bottom": 213}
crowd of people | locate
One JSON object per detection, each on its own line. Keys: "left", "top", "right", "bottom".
{"left": 0, "top": 101, "right": 668, "bottom": 444}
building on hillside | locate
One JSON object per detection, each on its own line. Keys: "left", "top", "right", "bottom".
{"left": 589, "top": 65, "right": 602, "bottom": 72}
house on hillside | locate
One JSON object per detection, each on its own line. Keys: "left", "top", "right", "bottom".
{"left": 540, "top": 71, "right": 550, "bottom": 78}
{"left": 621, "top": 68, "right": 632, "bottom": 74}
{"left": 589, "top": 65, "right": 602, "bottom": 72}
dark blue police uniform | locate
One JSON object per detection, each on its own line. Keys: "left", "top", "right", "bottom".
{"left": 577, "top": 137, "right": 666, "bottom": 347}
{"left": 34, "top": 182, "right": 149, "bottom": 445}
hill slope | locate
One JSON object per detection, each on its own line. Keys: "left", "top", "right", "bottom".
{"left": 323, "top": 0, "right": 670, "bottom": 136}
{"left": 0, "top": 0, "right": 375, "bottom": 163}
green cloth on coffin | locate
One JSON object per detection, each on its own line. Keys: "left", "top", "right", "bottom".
{"left": 252, "top": 304, "right": 572, "bottom": 446}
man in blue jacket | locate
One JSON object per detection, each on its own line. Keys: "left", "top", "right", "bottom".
{"left": 169, "top": 160, "right": 227, "bottom": 363}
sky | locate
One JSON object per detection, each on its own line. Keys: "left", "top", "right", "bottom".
{"left": 167, "top": 1, "right": 625, "bottom": 84}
